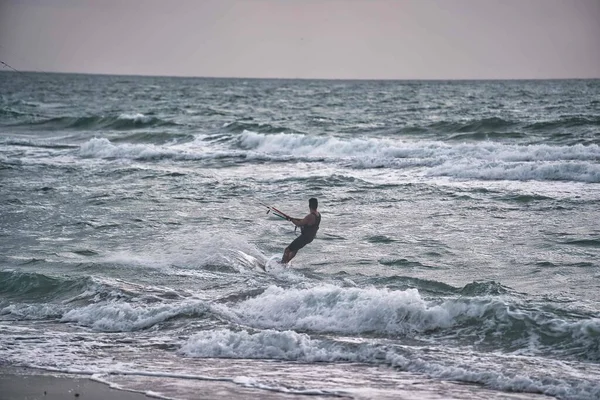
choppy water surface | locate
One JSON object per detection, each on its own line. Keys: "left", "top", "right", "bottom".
{"left": 1, "top": 72, "right": 599, "bottom": 399}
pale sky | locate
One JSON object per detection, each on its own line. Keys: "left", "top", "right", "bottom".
{"left": 1, "top": 0, "right": 599, "bottom": 79}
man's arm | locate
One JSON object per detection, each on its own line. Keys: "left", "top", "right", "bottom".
{"left": 290, "top": 213, "right": 315, "bottom": 227}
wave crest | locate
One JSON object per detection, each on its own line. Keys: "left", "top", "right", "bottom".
{"left": 230, "top": 284, "right": 600, "bottom": 361}
{"left": 19, "top": 113, "right": 177, "bottom": 131}
{"left": 74, "top": 131, "right": 600, "bottom": 183}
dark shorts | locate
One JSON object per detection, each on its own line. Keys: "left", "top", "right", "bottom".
{"left": 287, "top": 235, "right": 314, "bottom": 252}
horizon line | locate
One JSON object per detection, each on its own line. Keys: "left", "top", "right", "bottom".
{"left": 1, "top": 69, "right": 599, "bottom": 82}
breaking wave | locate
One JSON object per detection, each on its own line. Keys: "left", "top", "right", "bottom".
{"left": 180, "top": 327, "right": 600, "bottom": 399}
{"left": 237, "top": 131, "right": 600, "bottom": 182}
{"left": 75, "top": 132, "right": 600, "bottom": 182}
{"left": 3, "top": 272, "right": 597, "bottom": 362}
{"left": 229, "top": 284, "right": 600, "bottom": 362}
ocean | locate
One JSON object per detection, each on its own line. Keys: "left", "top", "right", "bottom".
{"left": 1, "top": 72, "right": 599, "bottom": 399}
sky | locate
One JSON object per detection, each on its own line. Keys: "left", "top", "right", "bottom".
{"left": 1, "top": 0, "right": 599, "bottom": 80}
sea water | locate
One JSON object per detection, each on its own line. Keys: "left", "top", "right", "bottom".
{"left": 1, "top": 72, "right": 599, "bottom": 399}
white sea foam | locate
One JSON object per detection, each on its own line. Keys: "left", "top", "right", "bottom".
{"left": 118, "top": 113, "right": 152, "bottom": 123}
{"left": 77, "top": 134, "right": 600, "bottom": 182}
{"left": 226, "top": 284, "right": 600, "bottom": 358}
{"left": 2, "top": 321, "right": 598, "bottom": 399}
{"left": 428, "top": 158, "right": 600, "bottom": 182}
{"left": 80, "top": 137, "right": 181, "bottom": 160}
{"left": 239, "top": 131, "right": 600, "bottom": 182}
{"left": 180, "top": 329, "right": 342, "bottom": 361}
{"left": 1, "top": 303, "right": 67, "bottom": 319}
{"left": 239, "top": 130, "right": 600, "bottom": 162}
{"left": 178, "top": 327, "right": 600, "bottom": 399}
{"left": 1, "top": 328, "right": 349, "bottom": 398}
{"left": 384, "top": 351, "right": 600, "bottom": 399}
{"left": 230, "top": 285, "right": 465, "bottom": 334}
{"left": 99, "top": 231, "right": 266, "bottom": 274}
{"left": 78, "top": 137, "right": 235, "bottom": 161}
{"left": 60, "top": 300, "right": 211, "bottom": 331}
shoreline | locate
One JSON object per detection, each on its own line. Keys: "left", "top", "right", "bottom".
{"left": 0, "top": 368, "right": 155, "bottom": 400}
{"left": 0, "top": 365, "right": 556, "bottom": 400}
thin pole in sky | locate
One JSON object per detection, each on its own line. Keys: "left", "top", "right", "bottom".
{"left": 0, "top": 59, "right": 20, "bottom": 72}
{"left": 0, "top": 44, "right": 21, "bottom": 72}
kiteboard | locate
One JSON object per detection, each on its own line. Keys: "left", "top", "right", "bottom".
{"left": 261, "top": 254, "right": 286, "bottom": 272}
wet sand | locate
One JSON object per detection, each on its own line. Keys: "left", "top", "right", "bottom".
{"left": 0, "top": 372, "right": 153, "bottom": 400}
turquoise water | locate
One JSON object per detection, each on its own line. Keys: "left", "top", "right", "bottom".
{"left": 1, "top": 72, "right": 599, "bottom": 399}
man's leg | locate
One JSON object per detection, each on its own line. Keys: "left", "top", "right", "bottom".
{"left": 282, "top": 247, "right": 290, "bottom": 263}
{"left": 282, "top": 236, "right": 307, "bottom": 264}
{"left": 286, "top": 250, "right": 298, "bottom": 263}
{"left": 282, "top": 247, "right": 298, "bottom": 263}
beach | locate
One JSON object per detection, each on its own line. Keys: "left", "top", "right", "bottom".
{"left": 1, "top": 369, "right": 150, "bottom": 400}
